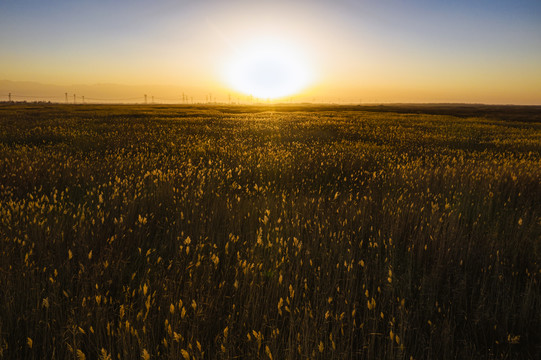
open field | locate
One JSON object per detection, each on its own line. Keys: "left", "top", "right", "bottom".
{"left": 0, "top": 104, "right": 540, "bottom": 359}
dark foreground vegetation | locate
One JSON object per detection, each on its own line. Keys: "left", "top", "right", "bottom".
{"left": 0, "top": 104, "right": 540, "bottom": 359}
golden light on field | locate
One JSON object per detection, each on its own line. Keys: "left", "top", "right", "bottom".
{"left": 222, "top": 37, "right": 314, "bottom": 99}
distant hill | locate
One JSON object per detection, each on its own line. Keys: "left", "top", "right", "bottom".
{"left": 0, "top": 80, "right": 207, "bottom": 103}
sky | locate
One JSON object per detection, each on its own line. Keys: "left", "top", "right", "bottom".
{"left": 1, "top": 0, "right": 540, "bottom": 104}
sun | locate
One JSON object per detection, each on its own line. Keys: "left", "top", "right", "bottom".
{"left": 223, "top": 37, "right": 314, "bottom": 100}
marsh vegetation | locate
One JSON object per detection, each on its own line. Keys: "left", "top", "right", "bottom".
{"left": 0, "top": 104, "right": 539, "bottom": 359}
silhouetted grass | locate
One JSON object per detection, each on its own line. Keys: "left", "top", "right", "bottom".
{"left": 0, "top": 104, "right": 539, "bottom": 359}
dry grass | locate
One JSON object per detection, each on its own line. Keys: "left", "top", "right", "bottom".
{"left": 0, "top": 104, "right": 539, "bottom": 359}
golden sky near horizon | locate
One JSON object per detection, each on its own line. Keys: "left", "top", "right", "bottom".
{"left": 1, "top": 0, "right": 540, "bottom": 104}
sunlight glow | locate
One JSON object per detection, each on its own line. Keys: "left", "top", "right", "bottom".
{"left": 223, "top": 38, "right": 314, "bottom": 99}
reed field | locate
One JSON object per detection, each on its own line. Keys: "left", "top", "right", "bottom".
{"left": 0, "top": 103, "right": 539, "bottom": 359}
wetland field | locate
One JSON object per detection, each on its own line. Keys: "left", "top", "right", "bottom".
{"left": 0, "top": 103, "right": 539, "bottom": 359}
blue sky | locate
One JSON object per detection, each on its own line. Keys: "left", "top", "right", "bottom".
{"left": 1, "top": 0, "right": 540, "bottom": 103}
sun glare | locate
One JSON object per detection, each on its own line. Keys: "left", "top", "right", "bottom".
{"left": 223, "top": 38, "right": 314, "bottom": 99}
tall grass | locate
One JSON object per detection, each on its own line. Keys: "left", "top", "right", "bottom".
{"left": 0, "top": 104, "right": 539, "bottom": 359}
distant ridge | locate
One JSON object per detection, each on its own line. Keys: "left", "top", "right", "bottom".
{"left": 0, "top": 80, "right": 207, "bottom": 103}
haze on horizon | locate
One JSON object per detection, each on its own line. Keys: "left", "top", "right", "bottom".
{"left": 1, "top": 0, "right": 540, "bottom": 104}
